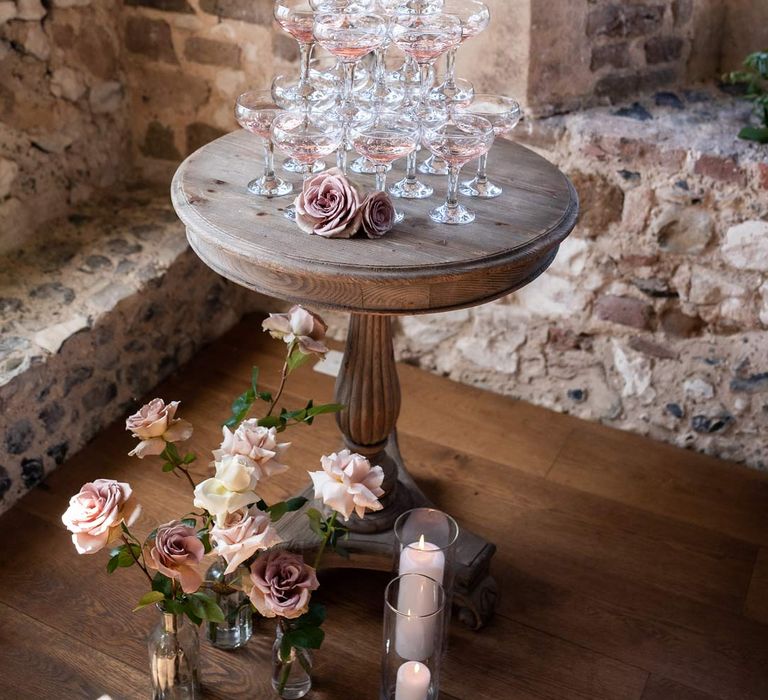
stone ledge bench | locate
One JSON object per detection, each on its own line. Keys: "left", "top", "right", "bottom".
{"left": 0, "top": 187, "right": 261, "bottom": 514}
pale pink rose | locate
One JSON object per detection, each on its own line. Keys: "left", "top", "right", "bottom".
{"left": 61, "top": 479, "right": 142, "bottom": 554}
{"left": 146, "top": 520, "right": 205, "bottom": 594}
{"left": 247, "top": 550, "right": 319, "bottom": 619}
{"left": 295, "top": 167, "right": 362, "bottom": 239}
{"left": 262, "top": 305, "right": 329, "bottom": 356}
{"left": 308, "top": 450, "right": 384, "bottom": 521}
{"left": 360, "top": 191, "right": 395, "bottom": 239}
{"left": 211, "top": 507, "right": 283, "bottom": 575}
{"left": 213, "top": 420, "right": 290, "bottom": 480}
{"left": 125, "top": 398, "right": 193, "bottom": 458}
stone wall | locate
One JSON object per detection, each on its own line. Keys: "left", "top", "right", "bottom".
{"left": 0, "top": 0, "right": 131, "bottom": 252}
{"left": 393, "top": 89, "right": 768, "bottom": 470}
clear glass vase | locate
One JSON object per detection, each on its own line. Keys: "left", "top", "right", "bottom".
{"left": 148, "top": 608, "right": 201, "bottom": 700}
{"left": 272, "top": 624, "right": 313, "bottom": 699}
{"left": 205, "top": 556, "right": 253, "bottom": 650}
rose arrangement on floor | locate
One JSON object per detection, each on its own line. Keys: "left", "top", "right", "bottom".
{"left": 295, "top": 167, "right": 397, "bottom": 239}
{"left": 61, "top": 304, "right": 385, "bottom": 698}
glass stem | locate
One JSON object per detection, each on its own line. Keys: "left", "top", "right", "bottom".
{"left": 445, "top": 48, "right": 457, "bottom": 89}
{"left": 419, "top": 62, "right": 432, "bottom": 111}
{"left": 446, "top": 165, "right": 461, "bottom": 211}
{"left": 476, "top": 152, "right": 489, "bottom": 184}
{"left": 343, "top": 61, "right": 356, "bottom": 109}
{"left": 375, "top": 165, "right": 387, "bottom": 192}
{"left": 299, "top": 42, "right": 313, "bottom": 87}
{"left": 374, "top": 47, "right": 386, "bottom": 89}
{"left": 405, "top": 151, "right": 417, "bottom": 184}
{"left": 337, "top": 143, "right": 348, "bottom": 174}
{"left": 264, "top": 141, "right": 276, "bottom": 182}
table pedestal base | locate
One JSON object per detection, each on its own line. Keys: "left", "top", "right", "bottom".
{"left": 276, "top": 433, "right": 498, "bottom": 631}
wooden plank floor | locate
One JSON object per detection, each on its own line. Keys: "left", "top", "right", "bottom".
{"left": 2, "top": 314, "right": 768, "bottom": 700}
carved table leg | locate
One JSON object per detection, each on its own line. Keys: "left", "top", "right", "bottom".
{"left": 277, "top": 313, "right": 498, "bottom": 629}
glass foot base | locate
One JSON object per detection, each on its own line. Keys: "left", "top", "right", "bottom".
{"left": 350, "top": 157, "right": 391, "bottom": 175}
{"left": 389, "top": 178, "right": 433, "bottom": 199}
{"left": 283, "top": 158, "right": 325, "bottom": 174}
{"left": 419, "top": 155, "right": 449, "bottom": 176}
{"left": 430, "top": 202, "right": 475, "bottom": 225}
{"left": 460, "top": 178, "right": 503, "bottom": 199}
{"left": 247, "top": 177, "right": 294, "bottom": 197}
{"left": 359, "top": 84, "right": 406, "bottom": 109}
{"left": 284, "top": 206, "right": 297, "bottom": 221}
{"left": 394, "top": 209, "right": 405, "bottom": 224}
{"left": 429, "top": 78, "right": 475, "bottom": 109}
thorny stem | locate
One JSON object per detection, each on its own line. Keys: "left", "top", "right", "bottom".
{"left": 313, "top": 512, "right": 338, "bottom": 570}
{"left": 121, "top": 533, "right": 153, "bottom": 585}
{"left": 267, "top": 347, "right": 292, "bottom": 417}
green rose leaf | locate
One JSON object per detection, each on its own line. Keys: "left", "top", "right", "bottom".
{"left": 296, "top": 602, "right": 326, "bottom": 629}
{"left": 285, "top": 496, "right": 308, "bottom": 512}
{"left": 190, "top": 592, "right": 225, "bottom": 623}
{"left": 152, "top": 572, "right": 173, "bottom": 598}
{"left": 268, "top": 501, "right": 289, "bottom": 523}
{"left": 286, "top": 626, "right": 325, "bottom": 650}
{"left": 133, "top": 590, "right": 165, "bottom": 612}
{"left": 180, "top": 517, "right": 197, "bottom": 528}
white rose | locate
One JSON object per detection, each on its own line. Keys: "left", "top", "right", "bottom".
{"left": 193, "top": 477, "right": 257, "bottom": 519}
{"left": 308, "top": 450, "right": 384, "bottom": 521}
{"left": 213, "top": 421, "right": 290, "bottom": 481}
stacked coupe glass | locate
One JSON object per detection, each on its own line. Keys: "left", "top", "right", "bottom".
{"left": 235, "top": 0, "right": 522, "bottom": 227}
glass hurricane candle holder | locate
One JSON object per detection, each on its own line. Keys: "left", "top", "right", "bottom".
{"left": 272, "top": 111, "right": 345, "bottom": 218}
{"left": 459, "top": 94, "right": 522, "bottom": 198}
{"left": 381, "top": 574, "right": 446, "bottom": 700}
{"left": 351, "top": 111, "right": 420, "bottom": 222}
{"left": 234, "top": 90, "right": 293, "bottom": 198}
{"left": 422, "top": 112, "right": 494, "bottom": 224}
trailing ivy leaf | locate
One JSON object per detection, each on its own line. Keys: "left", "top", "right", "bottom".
{"left": 181, "top": 517, "right": 197, "bottom": 528}
{"left": 285, "top": 496, "right": 308, "bottom": 512}
{"left": 286, "top": 626, "right": 325, "bottom": 650}
{"left": 133, "top": 590, "right": 165, "bottom": 612}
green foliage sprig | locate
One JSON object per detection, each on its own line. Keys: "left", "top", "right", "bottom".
{"left": 724, "top": 50, "right": 768, "bottom": 143}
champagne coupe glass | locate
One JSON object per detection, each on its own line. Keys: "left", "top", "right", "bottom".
{"left": 271, "top": 72, "right": 337, "bottom": 174}
{"left": 274, "top": 0, "right": 322, "bottom": 111}
{"left": 389, "top": 12, "right": 462, "bottom": 199}
{"left": 350, "top": 111, "right": 420, "bottom": 223}
{"left": 460, "top": 94, "right": 521, "bottom": 198}
{"left": 234, "top": 90, "right": 293, "bottom": 197}
{"left": 421, "top": 0, "right": 488, "bottom": 176}
{"left": 271, "top": 111, "right": 345, "bottom": 219}
{"left": 422, "top": 113, "right": 494, "bottom": 224}
{"left": 313, "top": 11, "right": 387, "bottom": 172}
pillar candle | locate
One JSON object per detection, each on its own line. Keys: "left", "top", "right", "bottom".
{"left": 395, "top": 661, "right": 431, "bottom": 700}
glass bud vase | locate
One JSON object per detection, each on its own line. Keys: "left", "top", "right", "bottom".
{"left": 205, "top": 556, "right": 253, "bottom": 650}
{"left": 148, "top": 608, "right": 201, "bottom": 700}
{"left": 272, "top": 624, "right": 313, "bottom": 699}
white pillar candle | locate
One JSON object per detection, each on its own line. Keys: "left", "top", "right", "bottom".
{"left": 395, "top": 538, "right": 445, "bottom": 660}
{"left": 395, "top": 661, "right": 431, "bottom": 700}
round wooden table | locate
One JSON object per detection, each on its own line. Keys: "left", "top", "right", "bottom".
{"left": 172, "top": 130, "right": 578, "bottom": 629}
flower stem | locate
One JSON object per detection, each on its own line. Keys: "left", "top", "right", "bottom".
{"left": 267, "top": 346, "right": 292, "bottom": 417}
{"left": 121, "top": 533, "right": 153, "bottom": 584}
{"left": 313, "top": 512, "right": 337, "bottom": 570}
{"left": 177, "top": 465, "right": 197, "bottom": 492}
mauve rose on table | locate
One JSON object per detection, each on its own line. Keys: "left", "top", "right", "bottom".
{"left": 360, "top": 191, "right": 396, "bottom": 239}
{"left": 295, "top": 167, "right": 362, "bottom": 239}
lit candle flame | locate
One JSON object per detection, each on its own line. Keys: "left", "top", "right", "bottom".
{"left": 418, "top": 534, "right": 425, "bottom": 550}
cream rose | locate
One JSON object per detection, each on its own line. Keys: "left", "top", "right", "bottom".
{"left": 262, "top": 305, "right": 329, "bottom": 357}
{"left": 61, "top": 479, "right": 142, "bottom": 554}
{"left": 146, "top": 520, "right": 205, "bottom": 594}
{"left": 193, "top": 455, "right": 260, "bottom": 519}
{"left": 125, "top": 398, "right": 193, "bottom": 458}
{"left": 308, "top": 450, "right": 385, "bottom": 521}
{"left": 211, "top": 507, "right": 283, "bottom": 575}
{"left": 213, "top": 420, "right": 290, "bottom": 481}
{"left": 247, "top": 550, "right": 319, "bottom": 620}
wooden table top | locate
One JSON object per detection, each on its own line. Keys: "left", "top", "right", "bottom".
{"left": 3, "top": 317, "right": 768, "bottom": 699}
{"left": 171, "top": 132, "right": 578, "bottom": 315}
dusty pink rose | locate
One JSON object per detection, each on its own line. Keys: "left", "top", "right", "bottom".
{"left": 62, "top": 479, "right": 142, "bottom": 554}
{"left": 213, "top": 420, "right": 290, "bottom": 480}
{"left": 295, "top": 167, "right": 362, "bottom": 239}
{"left": 146, "top": 520, "right": 205, "bottom": 593}
{"left": 126, "top": 398, "right": 193, "bottom": 458}
{"left": 211, "top": 507, "right": 283, "bottom": 575}
{"left": 247, "top": 550, "right": 319, "bottom": 619}
{"left": 308, "top": 450, "right": 384, "bottom": 520}
{"left": 262, "top": 305, "right": 329, "bottom": 356}
{"left": 360, "top": 191, "right": 395, "bottom": 239}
